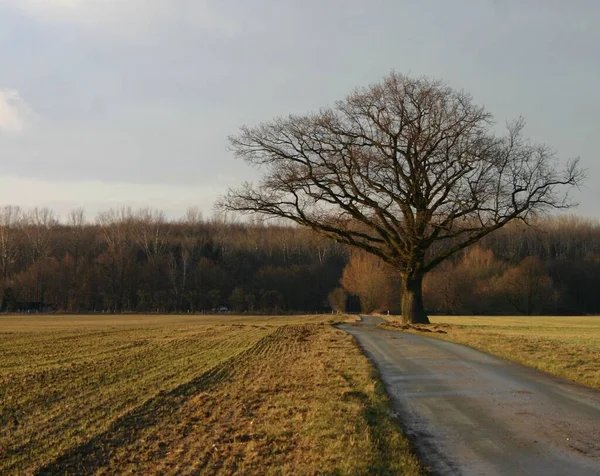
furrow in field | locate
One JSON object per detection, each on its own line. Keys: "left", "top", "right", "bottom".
{"left": 0, "top": 326, "right": 271, "bottom": 474}
{"left": 2, "top": 317, "right": 422, "bottom": 475}
{"left": 35, "top": 326, "right": 288, "bottom": 475}
{"left": 65, "top": 323, "right": 421, "bottom": 475}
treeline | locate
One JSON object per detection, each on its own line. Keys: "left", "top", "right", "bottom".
{"left": 0, "top": 206, "right": 346, "bottom": 313}
{"left": 1, "top": 206, "right": 599, "bottom": 315}
{"left": 333, "top": 216, "right": 600, "bottom": 316}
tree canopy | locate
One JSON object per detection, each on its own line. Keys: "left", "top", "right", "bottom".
{"left": 220, "top": 72, "right": 584, "bottom": 323}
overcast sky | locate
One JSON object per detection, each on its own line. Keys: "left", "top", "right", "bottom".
{"left": 0, "top": 0, "right": 598, "bottom": 220}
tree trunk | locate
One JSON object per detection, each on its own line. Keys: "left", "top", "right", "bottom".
{"left": 401, "top": 274, "right": 430, "bottom": 324}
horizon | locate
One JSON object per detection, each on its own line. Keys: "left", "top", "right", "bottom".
{"left": 1, "top": 204, "right": 599, "bottom": 227}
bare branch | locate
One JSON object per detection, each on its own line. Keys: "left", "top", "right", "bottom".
{"left": 218, "top": 72, "right": 584, "bottom": 323}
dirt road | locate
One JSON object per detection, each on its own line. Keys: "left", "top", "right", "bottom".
{"left": 338, "top": 316, "right": 600, "bottom": 476}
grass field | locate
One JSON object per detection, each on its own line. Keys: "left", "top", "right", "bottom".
{"left": 383, "top": 315, "right": 600, "bottom": 389}
{"left": 0, "top": 314, "right": 421, "bottom": 475}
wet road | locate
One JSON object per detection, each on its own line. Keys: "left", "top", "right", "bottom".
{"left": 338, "top": 316, "right": 600, "bottom": 476}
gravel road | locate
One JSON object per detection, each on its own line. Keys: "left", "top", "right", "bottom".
{"left": 338, "top": 315, "right": 600, "bottom": 476}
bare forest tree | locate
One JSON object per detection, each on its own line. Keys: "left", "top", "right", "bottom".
{"left": 17, "top": 208, "right": 58, "bottom": 304}
{"left": 327, "top": 287, "right": 347, "bottom": 313}
{"left": 183, "top": 206, "right": 203, "bottom": 230}
{"left": 340, "top": 250, "right": 399, "bottom": 313}
{"left": 66, "top": 208, "right": 86, "bottom": 311}
{"left": 132, "top": 208, "right": 169, "bottom": 263}
{"left": 423, "top": 246, "right": 507, "bottom": 315}
{"left": 23, "top": 207, "right": 58, "bottom": 264}
{"left": 497, "top": 256, "right": 555, "bottom": 315}
{"left": 97, "top": 208, "right": 135, "bottom": 312}
{"left": 0, "top": 206, "right": 22, "bottom": 285}
{"left": 219, "top": 72, "right": 584, "bottom": 323}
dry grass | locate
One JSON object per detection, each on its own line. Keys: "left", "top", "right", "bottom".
{"left": 382, "top": 315, "right": 600, "bottom": 389}
{"left": 0, "top": 314, "right": 421, "bottom": 475}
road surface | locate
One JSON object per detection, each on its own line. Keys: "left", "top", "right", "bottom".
{"left": 338, "top": 315, "right": 600, "bottom": 476}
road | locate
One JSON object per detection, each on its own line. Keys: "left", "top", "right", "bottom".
{"left": 338, "top": 316, "right": 600, "bottom": 476}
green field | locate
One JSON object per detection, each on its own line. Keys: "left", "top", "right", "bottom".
{"left": 0, "top": 314, "right": 421, "bottom": 475}
{"left": 383, "top": 315, "right": 600, "bottom": 389}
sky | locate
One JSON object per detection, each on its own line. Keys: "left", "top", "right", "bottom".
{"left": 0, "top": 0, "right": 598, "bottom": 221}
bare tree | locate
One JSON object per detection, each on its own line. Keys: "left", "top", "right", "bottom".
{"left": 67, "top": 208, "right": 86, "bottom": 311}
{"left": 219, "top": 72, "right": 584, "bottom": 323}
{"left": 131, "top": 208, "right": 169, "bottom": 263}
{"left": 424, "top": 246, "right": 507, "bottom": 315}
{"left": 15, "top": 207, "right": 59, "bottom": 305}
{"left": 167, "top": 247, "right": 190, "bottom": 311}
{"left": 97, "top": 208, "right": 135, "bottom": 312}
{"left": 498, "top": 256, "right": 555, "bottom": 315}
{"left": 23, "top": 207, "right": 58, "bottom": 264}
{"left": 0, "top": 205, "right": 23, "bottom": 285}
{"left": 183, "top": 206, "right": 203, "bottom": 228}
{"left": 67, "top": 208, "right": 86, "bottom": 261}
{"left": 341, "top": 250, "right": 398, "bottom": 313}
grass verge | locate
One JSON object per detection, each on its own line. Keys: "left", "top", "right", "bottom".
{"left": 1, "top": 314, "right": 422, "bottom": 475}
{"left": 382, "top": 315, "right": 600, "bottom": 389}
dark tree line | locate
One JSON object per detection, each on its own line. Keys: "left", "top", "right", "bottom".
{"left": 330, "top": 216, "right": 600, "bottom": 316}
{"left": 477, "top": 217, "right": 600, "bottom": 315}
{"left": 0, "top": 206, "right": 346, "bottom": 314}
{"left": 1, "top": 205, "right": 598, "bottom": 316}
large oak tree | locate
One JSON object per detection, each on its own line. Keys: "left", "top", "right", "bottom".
{"left": 219, "top": 73, "right": 583, "bottom": 323}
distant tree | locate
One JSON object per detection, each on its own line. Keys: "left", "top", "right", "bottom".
{"left": 1, "top": 287, "right": 17, "bottom": 312}
{"left": 229, "top": 287, "right": 247, "bottom": 313}
{"left": 259, "top": 289, "right": 285, "bottom": 313}
{"left": 498, "top": 256, "right": 555, "bottom": 315}
{"left": 167, "top": 246, "right": 191, "bottom": 311}
{"left": 66, "top": 208, "right": 86, "bottom": 312}
{"left": 11, "top": 256, "right": 60, "bottom": 305}
{"left": 207, "top": 289, "right": 222, "bottom": 310}
{"left": 424, "top": 246, "right": 507, "bottom": 314}
{"left": 422, "top": 260, "right": 459, "bottom": 315}
{"left": 328, "top": 287, "right": 347, "bottom": 313}
{"left": 219, "top": 72, "right": 583, "bottom": 323}
{"left": 455, "top": 246, "right": 507, "bottom": 314}
{"left": 132, "top": 208, "right": 169, "bottom": 263}
{"left": 96, "top": 208, "right": 135, "bottom": 312}
{"left": 23, "top": 207, "right": 57, "bottom": 264}
{"left": 0, "top": 206, "right": 23, "bottom": 286}
{"left": 245, "top": 292, "right": 256, "bottom": 312}
{"left": 340, "top": 250, "right": 397, "bottom": 313}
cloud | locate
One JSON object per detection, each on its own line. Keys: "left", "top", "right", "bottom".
{"left": 0, "top": 0, "right": 238, "bottom": 39}
{"left": 0, "top": 89, "right": 35, "bottom": 133}
{"left": 0, "top": 0, "right": 83, "bottom": 20}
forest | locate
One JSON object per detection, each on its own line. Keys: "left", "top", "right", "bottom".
{"left": 0, "top": 205, "right": 599, "bottom": 316}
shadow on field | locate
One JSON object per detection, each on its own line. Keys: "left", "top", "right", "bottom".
{"left": 37, "top": 325, "right": 421, "bottom": 475}
{"left": 341, "top": 365, "right": 422, "bottom": 475}
{"left": 35, "top": 331, "right": 280, "bottom": 475}
{"left": 365, "top": 370, "right": 427, "bottom": 475}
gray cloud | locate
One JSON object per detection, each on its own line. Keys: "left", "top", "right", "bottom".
{"left": 0, "top": 0, "right": 598, "bottom": 217}
{"left": 0, "top": 89, "right": 35, "bottom": 132}
{"left": 0, "top": 0, "right": 239, "bottom": 40}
